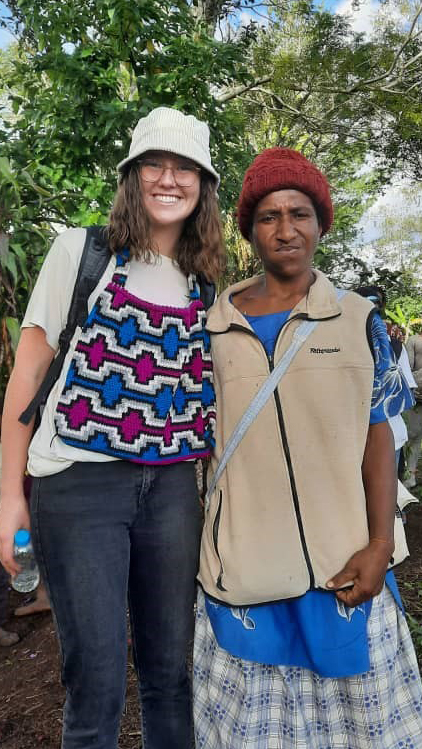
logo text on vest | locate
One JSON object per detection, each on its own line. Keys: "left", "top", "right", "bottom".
{"left": 309, "top": 347, "right": 341, "bottom": 354}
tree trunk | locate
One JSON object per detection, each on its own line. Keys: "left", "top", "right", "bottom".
{"left": 191, "top": 0, "right": 228, "bottom": 33}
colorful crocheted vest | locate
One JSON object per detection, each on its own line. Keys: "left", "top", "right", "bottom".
{"left": 55, "top": 250, "right": 215, "bottom": 464}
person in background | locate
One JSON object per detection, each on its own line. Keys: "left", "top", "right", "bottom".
{"left": 0, "top": 107, "right": 224, "bottom": 749}
{"left": 194, "top": 147, "right": 422, "bottom": 749}
{"left": 387, "top": 322, "right": 405, "bottom": 358}
{"left": 405, "top": 330, "right": 422, "bottom": 488}
{"left": 355, "top": 286, "right": 416, "bottom": 473}
{"left": 389, "top": 325, "right": 418, "bottom": 481}
{"left": 0, "top": 409, "right": 19, "bottom": 646}
{"left": 14, "top": 581, "right": 50, "bottom": 616}
{"left": 0, "top": 561, "right": 19, "bottom": 646}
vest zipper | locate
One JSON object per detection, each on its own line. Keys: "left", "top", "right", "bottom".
{"left": 212, "top": 490, "right": 227, "bottom": 591}
{"left": 267, "top": 349, "right": 315, "bottom": 588}
{"left": 229, "top": 319, "right": 315, "bottom": 588}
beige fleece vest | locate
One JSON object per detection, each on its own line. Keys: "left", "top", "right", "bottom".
{"left": 198, "top": 271, "right": 376, "bottom": 605}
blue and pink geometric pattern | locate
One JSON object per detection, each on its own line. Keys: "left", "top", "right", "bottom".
{"left": 55, "top": 250, "right": 215, "bottom": 464}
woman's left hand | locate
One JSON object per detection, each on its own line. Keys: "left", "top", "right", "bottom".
{"left": 326, "top": 537, "right": 394, "bottom": 607}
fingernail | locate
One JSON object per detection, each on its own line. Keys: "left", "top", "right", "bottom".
{"left": 326, "top": 581, "right": 334, "bottom": 588}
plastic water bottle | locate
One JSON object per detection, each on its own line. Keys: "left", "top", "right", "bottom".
{"left": 11, "top": 529, "right": 40, "bottom": 593}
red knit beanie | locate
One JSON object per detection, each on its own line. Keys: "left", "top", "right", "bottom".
{"left": 237, "top": 147, "right": 333, "bottom": 240}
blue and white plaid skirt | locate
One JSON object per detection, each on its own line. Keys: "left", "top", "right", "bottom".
{"left": 193, "top": 587, "right": 422, "bottom": 748}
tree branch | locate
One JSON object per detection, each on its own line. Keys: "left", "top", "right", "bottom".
{"left": 344, "top": 3, "right": 422, "bottom": 92}
{"left": 217, "top": 74, "right": 273, "bottom": 102}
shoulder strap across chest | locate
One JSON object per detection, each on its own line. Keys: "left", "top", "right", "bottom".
{"left": 204, "top": 288, "right": 348, "bottom": 509}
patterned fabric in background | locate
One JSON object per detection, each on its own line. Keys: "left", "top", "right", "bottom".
{"left": 370, "top": 312, "right": 414, "bottom": 423}
{"left": 55, "top": 250, "right": 215, "bottom": 464}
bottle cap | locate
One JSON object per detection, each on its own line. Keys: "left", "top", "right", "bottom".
{"left": 14, "top": 529, "right": 31, "bottom": 547}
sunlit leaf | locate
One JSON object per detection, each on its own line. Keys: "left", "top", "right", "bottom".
{"left": 5, "top": 317, "right": 21, "bottom": 353}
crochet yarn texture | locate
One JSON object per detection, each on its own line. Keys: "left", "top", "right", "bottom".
{"left": 55, "top": 250, "right": 215, "bottom": 463}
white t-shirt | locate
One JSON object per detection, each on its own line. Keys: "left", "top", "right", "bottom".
{"left": 398, "top": 347, "right": 417, "bottom": 390}
{"left": 22, "top": 228, "right": 190, "bottom": 477}
{"left": 388, "top": 348, "right": 417, "bottom": 450}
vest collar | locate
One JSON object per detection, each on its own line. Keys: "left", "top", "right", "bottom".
{"left": 207, "top": 269, "right": 343, "bottom": 333}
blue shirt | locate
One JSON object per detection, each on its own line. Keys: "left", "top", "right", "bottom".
{"left": 205, "top": 308, "right": 412, "bottom": 677}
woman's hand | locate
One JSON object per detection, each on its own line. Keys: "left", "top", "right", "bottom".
{"left": 326, "top": 537, "right": 394, "bottom": 607}
{"left": 0, "top": 490, "right": 31, "bottom": 576}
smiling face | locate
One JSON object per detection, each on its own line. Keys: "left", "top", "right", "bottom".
{"left": 251, "top": 189, "right": 321, "bottom": 281}
{"left": 138, "top": 150, "right": 201, "bottom": 236}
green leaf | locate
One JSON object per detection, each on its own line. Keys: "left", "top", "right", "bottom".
{"left": 5, "top": 317, "right": 21, "bottom": 353}
{"left": 385, "top": 310, "right": 400, "bottom": 324}
{"left": 20, "top": 170, "right": 52, "bottom": 196}
{"left": 4, "top": 253, "right": 18, "bottom": 285}
{"left": 0, "top": 157, "right": 14, "bottom": 183}
{"left": 9, "top": 240, "right": 24, "bottom": 255}
{"left": 79, "top": 47, "right": 94, "bottom": 58}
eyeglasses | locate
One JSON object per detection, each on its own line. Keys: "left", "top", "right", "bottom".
{"left": 139, "top": 159, "right": 201, "bottom": 187}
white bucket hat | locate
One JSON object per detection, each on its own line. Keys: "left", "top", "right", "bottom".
{"left": 117, "top": 106, "right": 220, "bottom": 186}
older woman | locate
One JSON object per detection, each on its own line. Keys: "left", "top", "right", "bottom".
{"left": 194, "top": 147, "right": 422, "bottom": 749}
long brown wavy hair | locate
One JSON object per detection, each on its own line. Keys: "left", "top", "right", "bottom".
{"left": 107, "top": 162, "right": 225, "bottom": 283}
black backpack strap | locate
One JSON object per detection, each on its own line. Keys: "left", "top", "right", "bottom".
{"left": 19, "top": 226, "right": 111, "bottom": 425}
{"left": 197, "top": 273, "right": 216, "bottom": 311}
{"left": 70, "top": 226, "right": 111, "bottom": 328}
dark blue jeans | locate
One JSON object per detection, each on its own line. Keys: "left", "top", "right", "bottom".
{"left": 30, "top": 460, "right": 201, "bottom": 749}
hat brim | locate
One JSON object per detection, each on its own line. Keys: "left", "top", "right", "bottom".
{"left": 117, "top": 139, "right": 220, "bottom": 187}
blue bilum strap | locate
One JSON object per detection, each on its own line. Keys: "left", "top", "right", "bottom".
{"left": 205, "top": 288, "right": 347, "bottom": 511}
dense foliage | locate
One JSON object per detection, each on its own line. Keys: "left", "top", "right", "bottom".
{"left": 1, "top": 0, "right": 422, "bottom": 397}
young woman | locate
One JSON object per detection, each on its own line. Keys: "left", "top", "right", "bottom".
{"left": 0, "top": 106, "right": 224, "bottom": 749}
{"left": 194, "top": 147, "right": 422, "bottom": 748}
